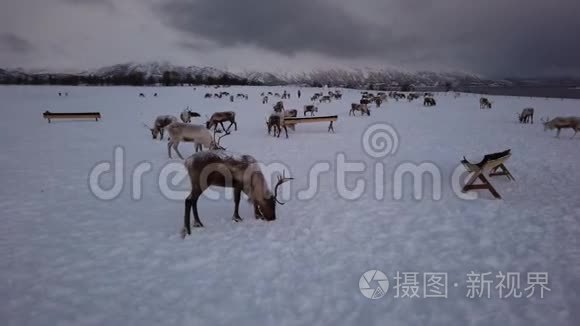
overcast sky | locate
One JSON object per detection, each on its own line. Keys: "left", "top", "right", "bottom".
{"left": 1, "top": 0, "right": 579, "bottom": 77}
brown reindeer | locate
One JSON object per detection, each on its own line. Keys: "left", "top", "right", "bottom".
{"left": 304, "top": 105, "right": 318, "bottom": 116}
{"left": 266, "top": 114, "right": 288, "bottom": 138}
{"left": 350, "top": 103, "right": 370, "bottom": 116}
{"left": 542, "top": 116, "right": 580, "bottom": 138}
{"left": 181, "top": 154, "right": 293, "bottom": 237}
{"left": 206, "top": 111, "right": 238, "bottom": 132}
{"left": 480, "top": 97, "right": 492, "bottom": 109}
{"left": 518, "top": 108, "right": 534, "bottom": 124}
{"left": 273, "top": 101, "right": 284, "bottom": 112}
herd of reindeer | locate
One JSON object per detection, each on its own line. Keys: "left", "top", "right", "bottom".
{"left": 139, "top": 87, "right": 580, "bottom": 238}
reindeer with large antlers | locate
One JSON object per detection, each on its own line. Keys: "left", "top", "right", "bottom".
{"left": 181, "top": 152, "right": 293, "bottom": 237}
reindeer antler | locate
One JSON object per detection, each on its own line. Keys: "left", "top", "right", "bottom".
{"left": 273, "top": 171, "right": 294, "bottom": 205}
{"left": 211, "top": 128, "right": 230, "bottom": 150}
{"left": 142, "top": 122, "right": 152, "bottom": 130}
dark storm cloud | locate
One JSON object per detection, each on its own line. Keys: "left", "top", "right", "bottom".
{"left": 60, "top": 0, "right": 115, "bottom": 10}
{"left": 0, "top": 33, "right": 34, "bottom": 53}
{"left": 157, "top": 0, "right": 580, "bottom": 77}
{"left": 157, "top": 0, "right": 390, "bottom": 58}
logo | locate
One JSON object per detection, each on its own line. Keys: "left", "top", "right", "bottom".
{"left": 359, "top": 270, "right": 389, "bottom": 299}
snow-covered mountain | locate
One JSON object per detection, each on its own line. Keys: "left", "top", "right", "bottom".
{"left": 85, "top": 61, "right": 241, "bottom": 80}
{"left": 1, "top": 61, "right": 577, "bottom": 88}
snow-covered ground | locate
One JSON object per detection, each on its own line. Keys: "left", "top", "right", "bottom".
{"left": 1, "top": 85, "right": 579, "bottom": 326}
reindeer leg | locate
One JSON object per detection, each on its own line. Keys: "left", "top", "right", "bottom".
{"left": 220, "top": 122, "right": 227, "bottom": 132}
{"left": 167, "top": 141, "right": 173, "bottom": 159}
{"left": 556, "top": 128, "right": 561, "bottom": 138}
{"left": 254, "top": 203, "right": 264, "bottom": 219}
{"left": 160, "top": 129, "right": 164, "bottom": 140}
{"left": 190, "top": 189, "right": 204, "bottom": 228}
{"left": 173, "top": 142, "right": 184, "bottom": 159}
{"left": 284, "top": 125, "right": 288, "bottom": 138}
{"left": 233, "top": 121, "right": 237, "bottom": 131}
{"left": 232, "top": 187, "right": 243, "bottom": 222}
{"left": 182, "top": 194, "right": 193, "bottom": 238}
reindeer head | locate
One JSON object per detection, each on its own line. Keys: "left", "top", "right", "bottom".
{"left": 541, "top": 117, "right": 552, "bottom": 131}
{"left": 143, "top": 123, "right": 158, "bottom": 139}
{"left": 255, "top": 171, "right": 293, "bottom": 221}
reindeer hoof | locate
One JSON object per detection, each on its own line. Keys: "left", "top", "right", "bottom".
{"left": 193, "top": 221, "right": 204, "bottom": 228}
{"left": 233, "top": 216, "right": 243, "bottom": 222}
{"left": 180, "top": 227, "right": 189, "bottom": 238}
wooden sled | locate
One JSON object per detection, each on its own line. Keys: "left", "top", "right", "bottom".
{"left": 283, "top": 115, "right": 338, "bottom": 133}
{"left": 43, "top": 111, "right": 101, "bottom": 123}
{"left": 461, "top": 149, "right": 514, "bottom": 199}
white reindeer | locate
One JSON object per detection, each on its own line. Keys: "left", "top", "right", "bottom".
{"left": 166, "top": 122, "right": 228, "bottom": 159}
{"left": 144, "top": 115, "right": 178, "bottom": 140}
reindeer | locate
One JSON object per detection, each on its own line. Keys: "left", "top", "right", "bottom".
{"left": 139, "top": 93, "right": 146, "bottom": 97}
{"left": 518, "top": 108, "right": 534, "bottom": 124}
{"left": 204, "top": 93, "right": 212, "bottom": 98}
{"left": 144, "top": 115, "right": 178, "bottom": 140}
{"left": 273, "top": 101, "right": 284, "bottom": 112}
{"left": 480, "top": 98, "right": 492, "bottom": 109}
{"left": 262, "top": 96, "right": 269, "bottom": 104}
{"left": 541, "top": 117, "right": 580, "bottom": 138}
{"left": 182, "top": 152, "right": 293, "bottom": 237}
{"left": 423, "top": 97, "right": 436, "bottom": 107}
{"left": 166, "top": 122, "right": 229, "bottom": 159}
{"left": 304, "top": 105, "right": 318, "bottom": 116}
{"left": 350, "top": 103, "right": 370, "bottom": 116}
{"left": 206, "top": 111, "right": 238, "bottom": 132}
{"left": 408, "top": 93, "right": 420, "bottom": 102}
{"left": 180, "top": 107, "right": 201, "bottom": 123}
{"left": 374, "top": 97, "right": 383, "bottom": 107}
{"left": 266, "top": 114, "right": 288, "bottom": 138}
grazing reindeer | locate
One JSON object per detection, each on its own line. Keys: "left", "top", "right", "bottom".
{"left": 166, "top": 122, "right": 229, "bottom": 159}
{"left": 139, "top": 93, "right": 146, "bottom": 97}
{"left": 182, "top": 151, "right": 293, "bottom": 237}
{"left": 206, "top": 111, "right": 238, "bottom": 132}
{"left": 518, "top": 108, "right": 534, "bottom": 124}
{"left": 180, "top": 107, "right": 201, "bottom": 123}
{"left": 408, "top": 93, "right": 420, "bottom": 101}
{"left": 374, "top": 97, "right": 383, "bottom": 107}
{"left": 304, "top": 105, "right": 318, "bottom": 116}
{"left": 144, "top": 115, "right": 178, "bottom": 140}
{"left": 480, "top": 97, "right": 492, "bottom": 109}
{"left": 266, "top": 114, "right": 288, "bottom": 138}
{"left": 204, "top": 93, "right": 212, "bottom": 98}
{"left": 541, "top": 116, "right": 580, "bottom": 138}
{"left": 350, "top": 103, "right": 370, "bottom": 116}
{"left": 423, "top": 97, "right": 436, "bottom": 107}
